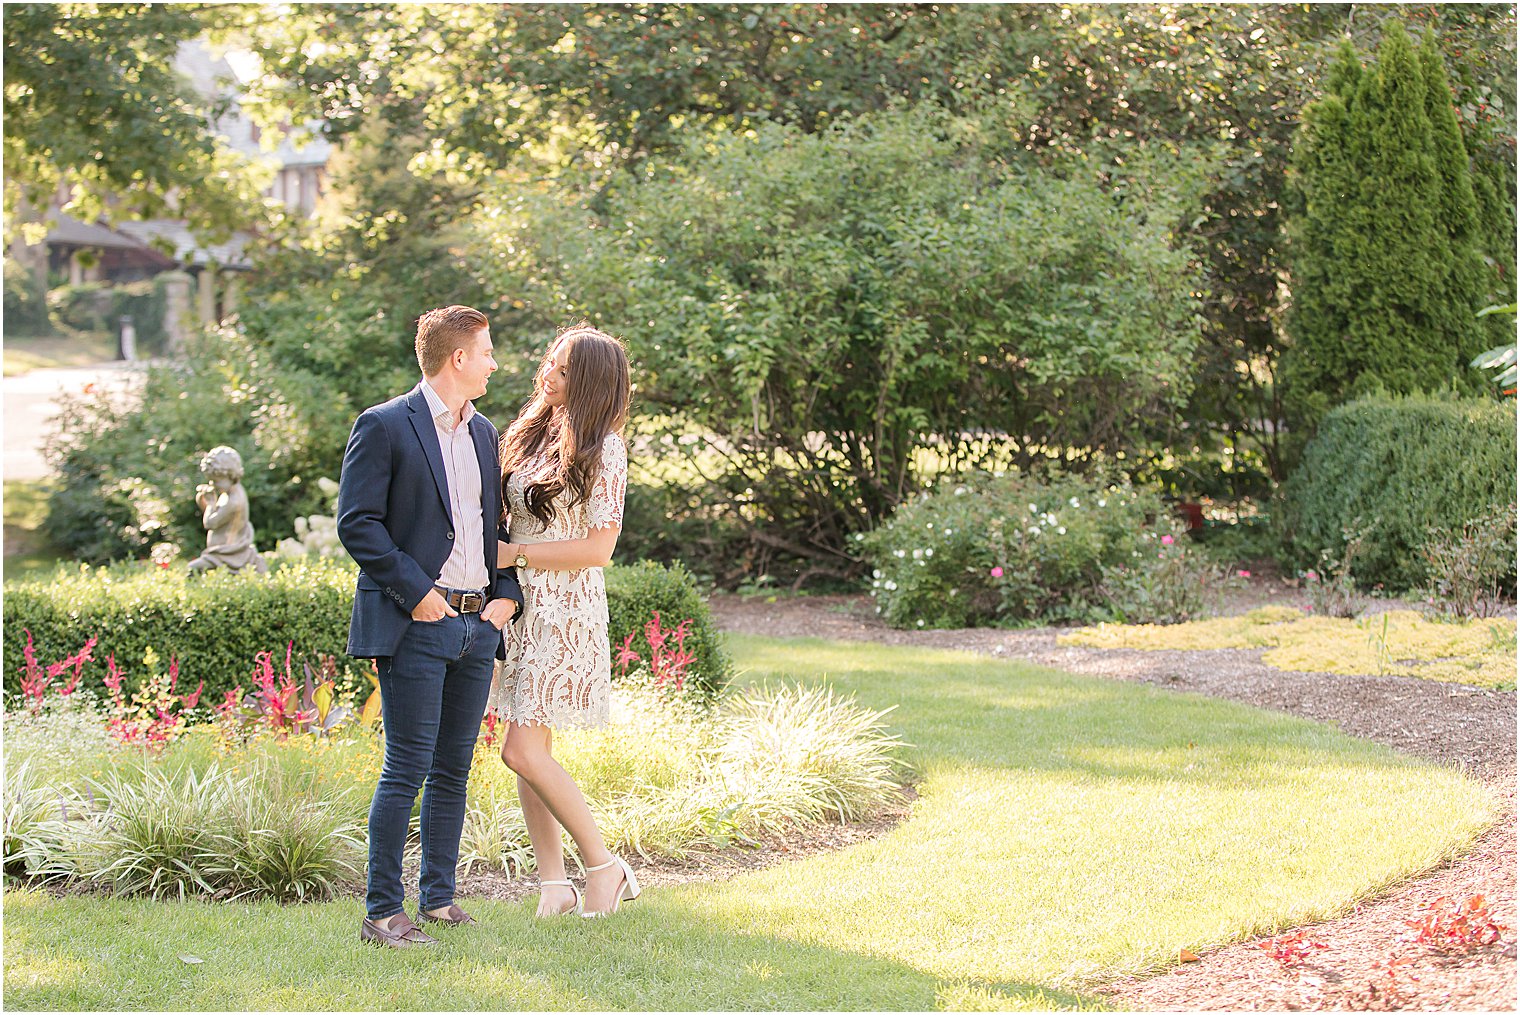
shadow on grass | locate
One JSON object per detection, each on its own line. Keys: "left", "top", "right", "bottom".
{"left": 1, "top": 888, "right": 1111, "bottom": 1011}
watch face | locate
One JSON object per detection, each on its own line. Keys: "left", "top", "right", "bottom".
{"left": 515, "top": 554, "right": 529, "bottom": 568}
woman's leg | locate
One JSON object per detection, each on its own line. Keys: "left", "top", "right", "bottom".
{"left": 500, "top": 722, "right": 627, "bottom": 913}
{"left": 506, "top": 726, "right": 576, "bottom": 915}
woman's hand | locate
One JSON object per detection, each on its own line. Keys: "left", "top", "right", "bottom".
{"left": 499, "top": 541, "right": 524, "bottom": 568}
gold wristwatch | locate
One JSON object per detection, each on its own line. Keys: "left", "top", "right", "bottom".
{"left": 513, "top": 550, "right": 529, "bottom": 568}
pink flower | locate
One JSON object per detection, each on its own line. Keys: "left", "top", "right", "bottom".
{"left": 990, "top": 566, "right": 1004, "bottom": 578}
{"left": 1160, "top": 535, "right": 1174, "bottom": 546}
{"left": 1237, "top": 569, "right": 1251, "bottom": 578}
{"left": 1305, "top": 570, "right": 1319, "bottom": 581}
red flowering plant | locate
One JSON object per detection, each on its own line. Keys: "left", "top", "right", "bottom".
{"left": 215, "top": 643, "right": 361, "bottom": 744}
{"left": 16, "top": 629, "right": 98, "bottom": 714}
{"left": 100, "top": 647, "right": 203, "bottom": 749}
{"left": 614, "top": 612, "right": 704, "bottom": 702}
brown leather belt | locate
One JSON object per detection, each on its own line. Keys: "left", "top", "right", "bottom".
{"left": 436, "top": 587, "right": 485, "bottom": 613}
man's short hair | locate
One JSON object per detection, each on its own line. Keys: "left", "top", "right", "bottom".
{"left": 415, "top": 305, "right": 489, "bottom": 376}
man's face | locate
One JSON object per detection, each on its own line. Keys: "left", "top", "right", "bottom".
{"left": 456, "top": 326, "right": 497, "bottom": 399}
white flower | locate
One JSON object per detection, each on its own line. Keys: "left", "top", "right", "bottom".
{"left": 1029, "top": 503, "right": 1038, "bottom": 513}
{"left": 924, "top": 548, "right": 934, "bottom": 558}
{"left": 1058, "top": 526, "right": 1067, "bottom": 535}
{"left": 1069, "top": 497, "right": 1080, "bottom": 508}
{"left": 1028, "top": 527, "right": 1040, "bottom": 536}
{"left": 1098, "top": 498, "right": 1106, "bottom": 507}
{"left": 872, "top": 569, "right": 883, "bottom": 579}
{"left": 875, "top": 606, "right": 882, "bottom": 614}
{"left": 916, "top": 619, "right": 925, "bottom": 628}
{"left": 894, "top": 549, "right": 906, "bottom": 558}
{"left": 954, "top": 486, "right": 968, "bottom": 496}
{"left": 884, "top": 580, "right": 898, "bottom": 591}
{"left": 948, "top": 587, "right": 957, "bottom": 596}
{"left": 912, "top": 549, "right": 923, "bottom": 559}
{"left": 872, "top": 580, "right": 881, "bottom": 588}
{"left": 943, "top": 528, "right": 953, "bottom": 536}
{"left": 854, "top": 532, "right": 866, "bottom": 542}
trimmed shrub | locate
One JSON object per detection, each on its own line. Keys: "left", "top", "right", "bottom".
{"left": 605, "top": 560, "right": 731, "bottom": 697}
{"left": 4, "top": 558, "right": 730, "bottom": 702}
{"left": 1280, "top": 393, "right": 1517, "bottom": 592}
{"left": 3, "top": 559, "right": 362, "bottom": 703}
{"left": 860, "top": 472, "right": 1192, "bottom": 628}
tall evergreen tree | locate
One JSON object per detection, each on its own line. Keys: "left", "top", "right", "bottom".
{"left": 1283, "top": 23, "right": 1489, "bottom": 432}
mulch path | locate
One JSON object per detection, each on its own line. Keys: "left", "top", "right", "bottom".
{"left": 708, "top": 581, "right": 1517, "bottom": 1011}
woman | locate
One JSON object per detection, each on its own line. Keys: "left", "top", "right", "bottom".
{"left": 490, "top": 323, "right": 638, "bottom": 918}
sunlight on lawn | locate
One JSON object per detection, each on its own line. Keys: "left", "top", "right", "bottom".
{"left": 1060, "top": 606, "right": 1517, "bottom": 690}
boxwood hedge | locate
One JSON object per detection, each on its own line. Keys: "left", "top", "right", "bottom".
{"left": 5, "top": 558, "right": 730, "bottom": 702}
{"left": 1280, "top": 393, "right": 1517, "bottom": 591}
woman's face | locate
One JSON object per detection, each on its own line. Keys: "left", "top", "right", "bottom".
{"left": 541, "top": 339, "right": 571, "bottom": 409}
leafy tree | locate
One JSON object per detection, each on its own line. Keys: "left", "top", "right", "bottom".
{"left": 476, "top": 105, "right": 1207, "bottom": 579}
{"left": 1283, "top": 24, "right": 1491, "bottom": 433}
{"left": 2, "top": 2, "right": 266, "bottom": 242}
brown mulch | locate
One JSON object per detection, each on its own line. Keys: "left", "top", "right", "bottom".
{"left": 708, "top": 582, "right": 1518, "bottom": 1011}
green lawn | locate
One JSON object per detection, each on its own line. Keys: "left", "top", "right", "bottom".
{"left": 2, "top": 479, "right": 67, "bottom": 577}
{"left": 2, "top": 636, "right": 1497, "bottom": 1011}
{"left": 2, "top": 332, "right": 118, "bottom": 376}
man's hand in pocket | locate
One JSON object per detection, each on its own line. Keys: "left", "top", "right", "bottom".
{"left": 481, "top": 598, "right": 519, "bottom": 629}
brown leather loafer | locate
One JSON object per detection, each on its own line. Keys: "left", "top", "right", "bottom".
{"left": 360, "top": 912, "right": 439, "bottom": 949}
{"left": 416, "top": 903, "right": 477, "bottom": 927}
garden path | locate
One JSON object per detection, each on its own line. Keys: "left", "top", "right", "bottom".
{"left": 708, "top": 589, "right": 1517, "bottom": 1011}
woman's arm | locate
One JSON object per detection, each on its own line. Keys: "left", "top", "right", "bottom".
{"left": 498, "top": 527, "right": 621, "bottom": 570}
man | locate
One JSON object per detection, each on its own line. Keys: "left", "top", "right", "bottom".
{"left": 337, "top": 305, "right": 522, "bottom": 949}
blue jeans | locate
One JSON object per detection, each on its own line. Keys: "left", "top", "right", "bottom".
{"left": 366, "top": 612, "right": 499, "bottom": 920}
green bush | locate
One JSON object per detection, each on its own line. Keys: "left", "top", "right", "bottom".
{"left": 44, "top": 324, "right": 350, "bottom": 562}
{"left": 5, "top": 557, "right": 730, "bottom": 702}
{"left": 47, "top": 281, "right": 117, "bottom": 333}
{"left": 605, "top": 560, "right": 731, "bottom": 697}
{"left": 3, "top": 257, "right": 51, "bottom": 335}
{"left": 109, "top": 277, "right": 169, "bottom": 352}
{"left": 1280, "top": 393, "right": 1517, "bottom": 592}
{"left": 861, "top": 472, "right": 1190, "bottom": 628}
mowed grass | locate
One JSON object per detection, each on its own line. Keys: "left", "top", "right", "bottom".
{"left": 2, "top": 479, "right": 66, "bottom": 576}
{"left": 3, "top": 636, "right": 1498, "bottom": 1011}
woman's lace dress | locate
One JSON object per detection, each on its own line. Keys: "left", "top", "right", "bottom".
{"left": 488, "top": 433, "right": 626, "bottom": 729}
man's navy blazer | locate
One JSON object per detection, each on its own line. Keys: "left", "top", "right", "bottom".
{"left": 336, "top": 383, "right": 523, "bottom": 659}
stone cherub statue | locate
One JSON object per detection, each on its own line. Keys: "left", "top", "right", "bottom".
{"left": 187, "top": 446, "right": 268, "bottom": 575}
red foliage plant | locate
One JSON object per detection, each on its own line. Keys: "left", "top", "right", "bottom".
{"left": 1404, "top": 894, "right": 1508, "bottom": 951}
{"left": 1255, "top": 929, "right": 1328, "bottom": 969}
{"left": 614, "top": 611, "right": 696, "bottom": 691}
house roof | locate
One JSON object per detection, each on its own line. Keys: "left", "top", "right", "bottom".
{"left": 114, "top": 220, "right": 252, "bottom": 270}
{"left": 44, "top": 214, "right": 153, "bottom": 251}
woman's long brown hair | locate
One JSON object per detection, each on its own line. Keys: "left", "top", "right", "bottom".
{"left": 500, "top": 324, "right": 630, "bottom": 526}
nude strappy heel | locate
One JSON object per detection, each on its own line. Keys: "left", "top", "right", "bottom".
{"left": 537, "top": 878, "right": 583, "bottom": 917}
{"left": 579, "top": 855, "right": 641, "bottom": 917}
